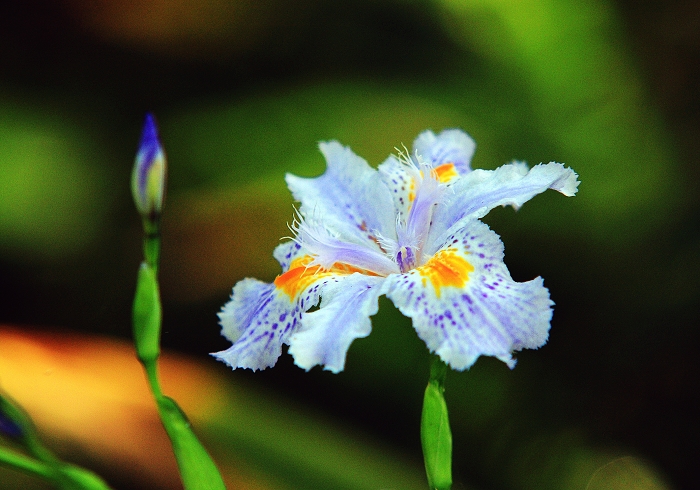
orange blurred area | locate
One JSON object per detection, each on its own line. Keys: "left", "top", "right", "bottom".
{"left": 63, "top": 0, "right": 309, "bottom": 58}
{"left": 0, "top": 325, "right": 259, "bottom": 489}
{"left": 0, "top": 325, "right": 430, "bottom": 490}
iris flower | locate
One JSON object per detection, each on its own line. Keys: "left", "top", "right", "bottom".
{"left": 214, "top": 129, "right": 578, "bottom": 373}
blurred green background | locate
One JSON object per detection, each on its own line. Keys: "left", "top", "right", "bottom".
{"left": 0, "top": 0, "right": 697, "bottom": 489}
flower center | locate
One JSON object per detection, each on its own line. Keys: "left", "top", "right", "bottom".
{"left": 396, "top": 246, "right": 417, "bottom": 273}
{"left": 392, "top": 157, "right": 446, "bottom": 272}
{"left": 290, "top": 153, "right": 449, "bottom": 278}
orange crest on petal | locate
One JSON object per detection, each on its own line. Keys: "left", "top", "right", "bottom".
{"left": 433, "top": 162, "right": 458, "bottom": 183}
{"left": 274, "top": 256, "right": 379, "bottom": 299}
{"left": 417, "top": 248, "right": 474, "bottom": 297}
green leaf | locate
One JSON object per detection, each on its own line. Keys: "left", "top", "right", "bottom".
{"left": 56, "top": 464, "right": 113, "bottom": 490}
{"left": 157, "top": 396, "right": 226, "bottom": 490}
{"left": 0, "top": 446, "right": 53, "bottom": 481}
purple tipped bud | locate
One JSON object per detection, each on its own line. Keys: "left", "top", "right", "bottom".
{"left": 132, "top": 113, "right": 167, "bottom": 225}
{"left": 0, "top": 412, "right": 22, "bottom": 438}
{"left": 0, "top": 393, "right": 26, "bottom": 440}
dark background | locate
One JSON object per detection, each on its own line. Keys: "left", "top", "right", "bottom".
{"left": 0, "top": 0, "right": 698, "bottom": 489}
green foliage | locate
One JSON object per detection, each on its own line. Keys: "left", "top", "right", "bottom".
{"left": 0, "top": 103, "right": 111, "bottom": 260}
{"left": 435, "top": 0, "right": 680, "bottom": 244}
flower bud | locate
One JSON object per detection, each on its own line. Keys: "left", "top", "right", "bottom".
{"left": 0, "top": 411, "right": 23, "bottom": 439}
{"left": 0, "top": 392, "right": 26, "bottom": 440}
{"left": 132, "top": 113, "right": 166, "bottom": 230}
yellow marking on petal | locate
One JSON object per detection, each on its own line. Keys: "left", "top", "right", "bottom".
{"left": 274, "top": 256, "right": 380, "bottom": 299}
{"left": 408, "top": 179, "right": 416, "bottom": 203}
{"left": 417, "top": 248, "right": 474, "bottom": 298}
{"left": 434, "top": 163, "right": 457, "bottom": 183}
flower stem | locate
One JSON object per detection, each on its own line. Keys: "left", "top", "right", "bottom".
{"left": 143, "top": 232, "right": 161, "bottom": 274}
{"left": 133, "top": 230, "right": 226, "bottom": 490}
{"left": 421, "top": 355, "right": 452, "bottom": 490}
{"left": 0, "top": 446, "right": 54, "bottom": 480}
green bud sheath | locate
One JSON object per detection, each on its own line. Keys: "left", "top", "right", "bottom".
{"left": 421, "top": 357, "right": 452, "bottom": 490}
{"left": 133, "top": 262, "right": 161, "bottom": 365}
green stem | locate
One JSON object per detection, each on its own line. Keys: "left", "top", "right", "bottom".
{"left": 132, "top": 234, "right": 226, "bottom": 490}
{"left": 142, "top": 358, "right": 163, "bottom": 399}
{"left": 0, "top": 447, "right": 112, "bottom": 490}
{"left": 143, "top": 228, "right": 161, "bottom": 274}
{"left": 0, "top": 446, "right": 54, "bottom": 480}
{"left": 421, "top": 356, "right": 452, "bottom": 490}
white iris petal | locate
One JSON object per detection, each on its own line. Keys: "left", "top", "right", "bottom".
{"left": 294, "top": 211, "right": 399, "bottom": 276}
{"left": 215, "top": 129, "right": 578, "bottom": 373}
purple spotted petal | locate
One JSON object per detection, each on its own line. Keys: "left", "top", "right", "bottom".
{"left": 382, "top": 220, "right": 552, "bottom": 370}
{"left": 214, "top": 279, "right": 303, "bottom": 370}
{"left": 412, "top": 129, "right": 476, "bottom": 174}
{"left": 426, "top": 162, "right": 579, "bottom": 254}
{"left": 289, "top": 274, "right": 385, "bottom": 373}
{"left": 273, "top": 240, "right": 305, "bottom": 272}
